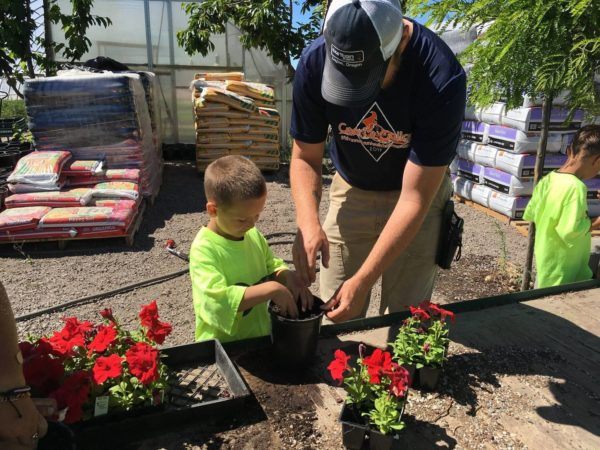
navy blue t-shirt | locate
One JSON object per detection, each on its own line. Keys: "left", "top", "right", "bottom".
{"left": 290, "top": 19, "right": 466, "bottom": 191}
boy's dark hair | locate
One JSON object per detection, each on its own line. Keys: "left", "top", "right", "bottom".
{"left": 571, "top": 125, "right": 600, "bottom": 157}
{"left": 204, "top": 155, "right": 266, "bottom": 206}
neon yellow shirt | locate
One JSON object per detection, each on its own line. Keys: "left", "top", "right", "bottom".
{"left": 523, "top": 171, "right": 592, "bottom": 288}
{"left": 189, "top": 226, "right": 287, "bottom": 342}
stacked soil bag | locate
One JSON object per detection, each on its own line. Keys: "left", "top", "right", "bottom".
{"left": 24, "top": 72, "right": 162, "bottom": 198}
{"left": 191, "top": 73, "right": 280, "bottom": 172}
{"left": 452, "top": 102, "right": 599, "bottom": 220}
{"left": 1, "top": 153, "right": 142, "bottom": 243}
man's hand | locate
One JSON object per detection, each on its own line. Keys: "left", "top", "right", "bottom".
{"left": 292, "top": 225, "right": 330, "bottom": 287}
{"left": 0, "top": 397, "right": 48, "bottom": 450}
{"left": 322, "top": 277, "right": 370, "bottom": 322}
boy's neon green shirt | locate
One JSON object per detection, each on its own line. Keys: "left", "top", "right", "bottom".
{"left": 523, "top": 171, "right": 592, "bottom": 288}
{"left": 189, "top": 226, "right": 287, "bottom": 343}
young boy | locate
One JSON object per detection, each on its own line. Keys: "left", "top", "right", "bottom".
{"left": 524, "top": 125, "right": 600, "bottom": 288}
{"left": 190, "top": 155, "right": 312, "bottom": 343}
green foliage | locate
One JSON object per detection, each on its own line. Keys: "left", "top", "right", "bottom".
{"left": 363, "top": 394, "right": 406, "bottom": 435}
{"left": 178, "top": 0, "right": 326, "bottom": 73}
{"left": 0, "top": 1, "right": 112, "bottom": 97}
{"left": 0, "top": 99, "right": 26, "bottom": 119}
{"left": 405, "top": 0, "right": 600, "bottom": 114}
{"left": 390, "top": 316, "right": 449, "bottom": 369}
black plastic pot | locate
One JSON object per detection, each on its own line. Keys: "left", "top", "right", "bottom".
{"left": 340, "top": 404, "right": 368, "bottom": 450}
{"left": 418, "top": 365, "right": 442, "bottom": 390}
{"left": 339, "top": 403, "right": 404, "bottom": 450}
{"left": 370, "top": 429, "right": 401, "bottom": 450}
{"left": 0, "top": 150, "right": 19, "bottom": 168}
{"left": 269, "top": 295, "right": 325, "bottom": 368}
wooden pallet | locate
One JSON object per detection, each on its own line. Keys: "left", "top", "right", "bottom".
{"left": 0, "top": 201, "right": 146, "bottom": 249}
{"left": 454, "top": 195, "right": 600, "bottom": 238}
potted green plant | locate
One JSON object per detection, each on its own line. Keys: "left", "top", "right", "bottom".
{"left": 390, "top": 301, "right": 454, "bottom": 390}
{"left": 327, "top": 344, "right": 410, "bottom": 450}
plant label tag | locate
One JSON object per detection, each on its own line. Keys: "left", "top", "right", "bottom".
{"left": 94, "top": 396, "right": 109, "bottom": 417}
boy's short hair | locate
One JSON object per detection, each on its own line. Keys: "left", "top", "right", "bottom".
{"left": 571, "top": 125, "right": 600, "bottom": 157}
{"left": 204, "top": 155, "right": 266, "bottom": 206}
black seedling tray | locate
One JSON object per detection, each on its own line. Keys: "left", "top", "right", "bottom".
{"left": 73, "top": 339, "right": 251, "bottom": 448}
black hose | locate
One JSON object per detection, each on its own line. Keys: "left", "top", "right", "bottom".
{"left": 15, "top": 268, "right": 188, "bottom": 323}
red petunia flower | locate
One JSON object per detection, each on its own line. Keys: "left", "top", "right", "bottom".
{"left": 50, "top": 371, "right": 91, "bottom": 424}
{"left": 139, "top": 300, "right": 172, "bottom": 344}
{"left": 100, "top": 308, "right": 116, "bottom": 323}
{"left": 92, "top": 354, "right": 123, "bottom": 385}
{"left": 386, "top": 364, "right": 410, "bottom": 398}
{"left": 48, "top": 317, "right": 93, "bottom": 356}
{"left": 139, "top": 301, "right": 160, "bottom": 328}
{"left": 409, "top": 306, "right": 431, "bottom": 321}
{"left": 362, "top": 348, "right": 393, "bottom": 384}
{"left": 126, "top": 342, "right": 160, "bottom": 385}
{"left": 327, "top": 349, "right": 350, "bottom": 384}
{"left": 146, "top": 321, "right": 172, "bottom": 345}
{"left": 429, "top": 304, "right": 455, "bottom": 322}
{"left": 88, "top": 325, "right": 118, "bottom": 354}
{"left": 21, "top": 339, "right": 65, "bottom": 395}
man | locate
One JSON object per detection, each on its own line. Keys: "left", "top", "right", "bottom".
{"left": 290, "top": 0, "right": 466, "bottom": 321}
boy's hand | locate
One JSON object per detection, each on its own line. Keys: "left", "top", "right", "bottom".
{"left": 286, "top": 271, "right": 314, "bottom": 313}
{"left": 591, "top": 217, "right": 600, "bottom": 230}
{"left": 271, "top": 283, "right": 299, "bottom": 319}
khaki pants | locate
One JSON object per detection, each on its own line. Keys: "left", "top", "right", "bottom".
{"left": 320, "top": 173, "right": 453, "bottom": 316}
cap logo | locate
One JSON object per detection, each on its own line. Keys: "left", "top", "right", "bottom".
{"left": 331, "top": 44, "right": 364, "bottom": 68}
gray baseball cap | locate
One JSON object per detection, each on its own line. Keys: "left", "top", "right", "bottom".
{"left": 322, "top": 0, "right": 404, "bottom": 108}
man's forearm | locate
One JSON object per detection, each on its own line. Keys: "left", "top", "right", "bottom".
{"left": 0, "top": 283, "right": 26, "bottom": 390}
{"left": 290, "top": 142, "right": 323, "bottom": 229}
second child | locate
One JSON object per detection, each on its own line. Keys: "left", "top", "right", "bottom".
{"left": 524, "top": 125, "right": 600, "bottom": 287}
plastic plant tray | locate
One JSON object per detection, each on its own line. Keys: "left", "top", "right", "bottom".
{"left": 73, "top": 339, "right": 250, "bottom": 448}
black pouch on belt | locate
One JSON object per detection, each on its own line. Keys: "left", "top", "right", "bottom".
{"left": 436, "top": 200, "right": 464, "bottom": 270}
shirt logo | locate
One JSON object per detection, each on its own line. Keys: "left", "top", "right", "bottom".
{"left": 337, "top": 102, "right": 412, "bottom": 162}
{"left": 331, "top": 44, "right": 364, "bottom": 68}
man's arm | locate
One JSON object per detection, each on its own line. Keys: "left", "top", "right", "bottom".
{"left": 325, "top": 161, "right": 447, "bottom": 321}
{"left": 290, "top": 139, "right": 330, "bottom": 286}
{"left": 0, "top": 282, "right": 48, "bottom": 449}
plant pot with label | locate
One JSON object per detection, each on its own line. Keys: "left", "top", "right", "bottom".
{"left": 269, "top": 295, "right": 325, "bottom": 368}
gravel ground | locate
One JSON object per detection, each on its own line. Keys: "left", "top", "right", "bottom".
{"left": 1, "top": 161, "right": 528, "bottom": 344}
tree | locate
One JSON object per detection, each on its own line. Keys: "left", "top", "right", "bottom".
{"left": 405, "top": 0, "right": 600, "bottom": 290}
{"left": 177, "top": 0, "right": 328, "bottom": 77}
{"left": 0, "top": 0, "right": 111, "bottom": 97}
